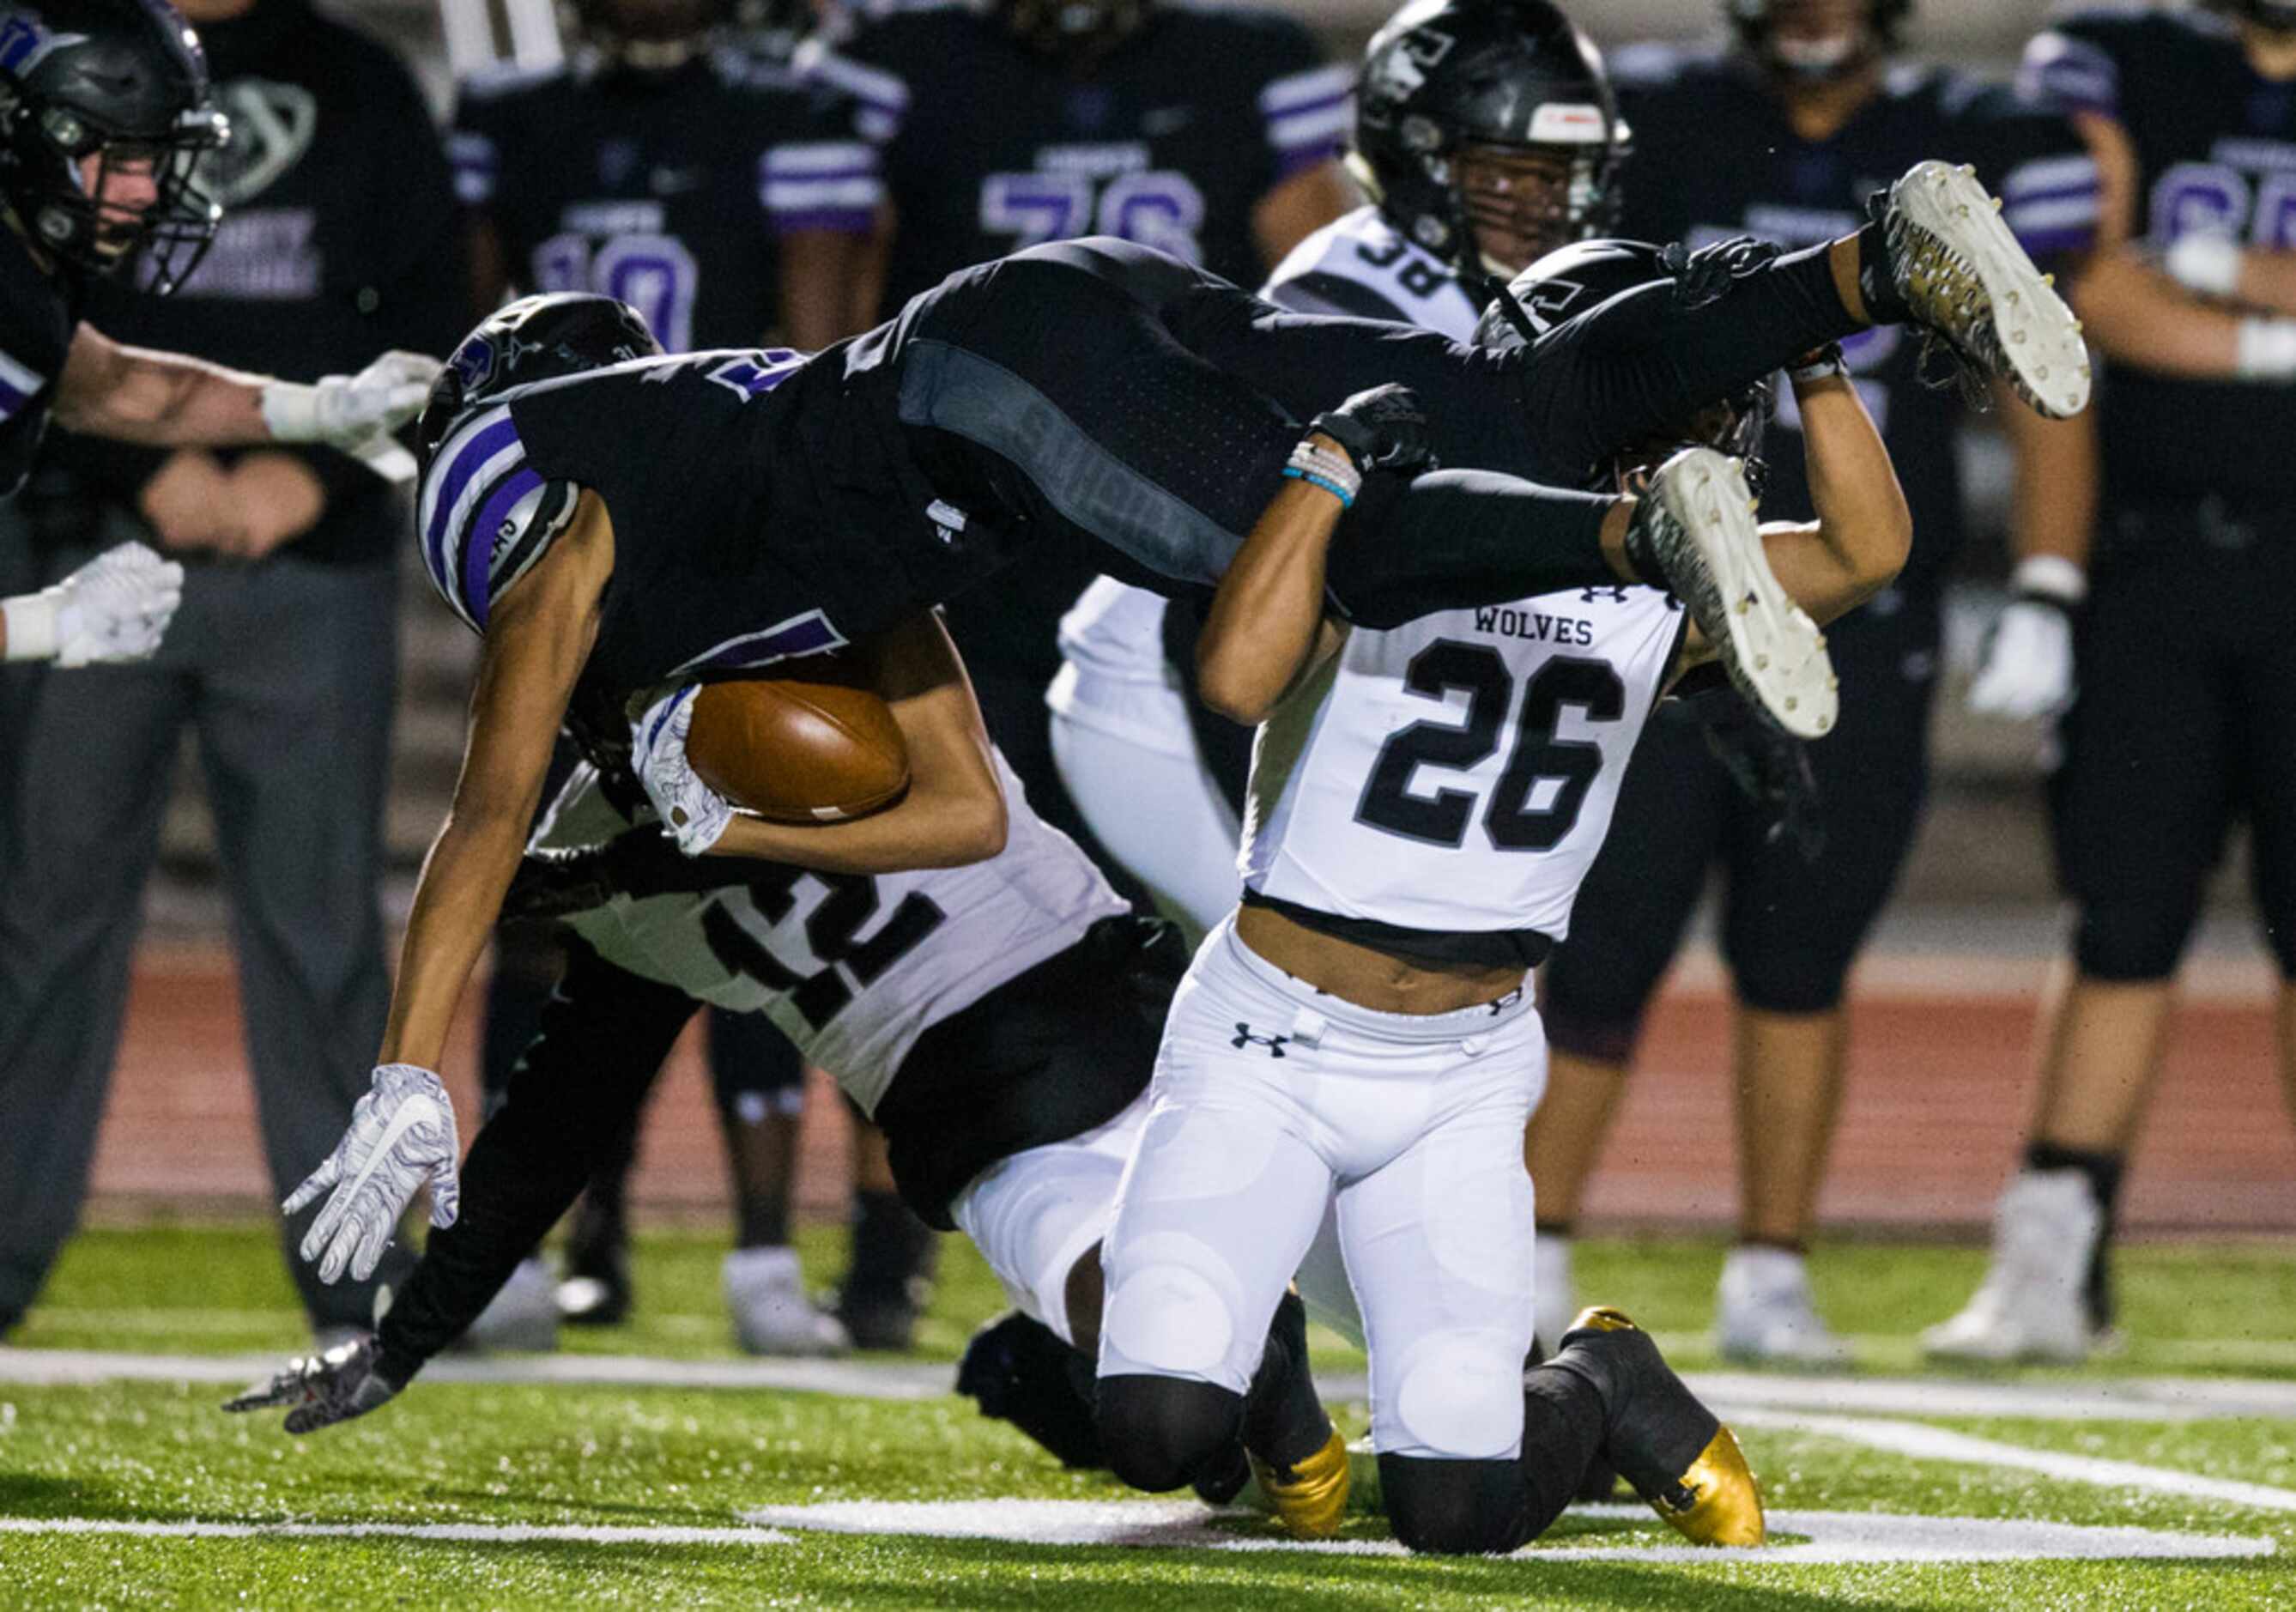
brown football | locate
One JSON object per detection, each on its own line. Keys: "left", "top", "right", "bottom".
{"left": 685, "top": 659, "right": 911, "bottom": 824}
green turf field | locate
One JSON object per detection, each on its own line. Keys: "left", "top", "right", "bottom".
{"left": 3, "top": 1222, "right": 2292, "bottom": 1607}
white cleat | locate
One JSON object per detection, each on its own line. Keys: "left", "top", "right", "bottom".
{"left": 1879, "top": 160, "right": 2092, "bottom": 420}
{"left": 1922, "top": 1168, "right": 2101, "bottom": 1364}
{"left": 725, "top": 1246, "right": 851, "bottom": 1358}
{"left": 1636, "top": 446, "right": 1837, "bottom": 739}
{"left": 1715, "top": 1246, "right": 1852, "bottom": 1368}
{"left": 1533, "top": 1230, "right": 1580, "bottom": 1358}
{"left": 455, "top": 1257, "right": 561, "bottom": 1354}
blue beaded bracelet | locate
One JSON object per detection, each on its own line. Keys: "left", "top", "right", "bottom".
{"left": 1282, "top": 464, "right": 1355, "bottom": 507}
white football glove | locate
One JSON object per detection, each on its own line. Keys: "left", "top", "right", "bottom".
{"left": 260, "top": 351, "right": 442, "bottom": 482}
{"left": 632, "top": 683, "right": 734, "bottom": 857}
{"left": 285, "top": 1063, "right": 462, "bottom": 1285}
{"left": 1968, "top": 556, "right": 2082, "bottom": 720}
{"left": 2, "top": 541, "right": 185, "bottom": 666}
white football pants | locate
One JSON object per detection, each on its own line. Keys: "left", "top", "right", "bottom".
{"left": 1047, "top": 669, "right": 1240, "bottom": 936}
{"left": 951, "top": 1096, "right": 1148, "bottom": 1347}
{"left": 1099, "top": 918, "right": 1546, "bottom": 1461}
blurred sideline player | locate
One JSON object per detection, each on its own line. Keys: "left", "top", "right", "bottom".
{"left": 1928, "top": 0, "right": 2296, "bottom": 1363}
{"left": 803, "top": 0, "right": 1355, "bottom": 1336}
{"left": 1091, "top": 235, "right": 1920, "bottom": 1551}
{"left": 1530, "top": 0, "right": 2100, "bottom": 1363}
{"left": 1047, "top": 0, "right": 1628, "bottom": 935}
{"left": 0, "top": 0, "right": 439, "bottom": 501}
{"left": 447, "top": 0, "right": 881, "bottom": 1353}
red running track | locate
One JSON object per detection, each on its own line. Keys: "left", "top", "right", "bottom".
{"left": 83, "top": 950, "right": 2296, "bottom": 1233}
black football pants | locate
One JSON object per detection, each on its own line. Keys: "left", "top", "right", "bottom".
{"left": 894, "top": 236, "right": 1863, "bottom": 627}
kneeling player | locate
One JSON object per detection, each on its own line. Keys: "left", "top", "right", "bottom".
{"left": 1091, "top": 249, "right": 1915, "bottom": 1555}
{"left": 226, "top": 617, "right": 1343, "bottom": 1532}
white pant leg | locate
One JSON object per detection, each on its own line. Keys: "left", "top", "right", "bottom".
{"left": 1338, "top": 1013, "right": 1544, "bottom": 1462}
{"left": 1097, "top": 934, "right": 1335, "bottom": 1394}
{"left": 950, "top": 1098, "right": 1148, "bottom": 1347}
{"left": 1049, "top": 696, "right": 1239, "bottom": 937}
{"left": 1294, "top": 1202, "right": 1364, "bottom": 1351}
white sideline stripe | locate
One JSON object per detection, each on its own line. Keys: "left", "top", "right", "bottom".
{"left": 1739, "top": 1410, "right": 2296, "bottom": 1512}
{"left": 743, "top": 1498, "right": 2272, "bottom": 1564}
{"left": 12, "top": 1346, "right": 2296, "bottom": 1421}
{"left": 0, "top": 1518, "right": 790, "bottom": 1546}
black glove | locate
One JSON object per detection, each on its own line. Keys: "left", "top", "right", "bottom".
{"left": 1684, "top": 687, "right": 1825, "bottom": 862}
{"left": 1308, "top": 383, "right": 1436, "bottom": 476}
{"left": 1661, "top": 237, "right": 1784, "bottom": 311}
{"left": 223, "top": 1334, "right": 407, "bottom": 1434}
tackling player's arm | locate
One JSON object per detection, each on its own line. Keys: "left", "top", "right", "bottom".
{"left": 1679, "top": 365, "right": 1910, "bottom": 673}
{"left": 1195, "top": 440, "right": 1353, "bottom": 725}
{"left": 706, "top": 609, "right": 1008, "bottom": 871}
{"left": 53, "top": 321, "right": 439, "bottom": 471}
{"left": 378, "top": 492, "right": 615, "bottom": 1071}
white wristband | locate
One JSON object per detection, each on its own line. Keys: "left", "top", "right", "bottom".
{"left": 2164, "top": 232, "right": 2243, "bottom": 299}
{"left": 258, "top": 379, "right": 320, "bottom": 442}
{"left": 2235, "top": 318, "right": 2296, "bottom": 381}
{"left": 2009, "top": 553, "right": 2087, "bottom": 608}
{"left": 1, "top": 590, "right": 58, "bottom": 662}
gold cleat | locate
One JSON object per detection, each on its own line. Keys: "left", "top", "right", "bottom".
{"left": 1247, "top": 1426, "right": 1352, "bottom": 1540}
{"left": 1564, "top": 1307, "right": 1766, "bottom": 1548}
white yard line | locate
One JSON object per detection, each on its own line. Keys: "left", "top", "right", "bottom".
{"left": 1736, "top": 1409, "right": 2296, "bottom": 1512}
{"left": 742, "top": 1499, "right": 2272, "bottom": 1563}
{"left": 0, "top": 1518, "right": 788, "bottom": 1546}
{"left": 9, "top": 1345, "right": 2296, "bottom": 1422}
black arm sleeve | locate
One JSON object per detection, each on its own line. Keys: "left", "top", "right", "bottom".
{"left": 372, "top": 941, "right": 697, "bottom": 1379}
{"left": 1518, "top": 239, "right": 1863, "bottom": 476}
{"left": 1324, "top": 468, "right": 1618, "bottom": 627}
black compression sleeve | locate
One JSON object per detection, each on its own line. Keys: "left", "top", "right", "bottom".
{"left": 1324, "top": 469, "right": 1619, "bottom": 628}
{"left": 1522, "top": 240, "right": 1862, "bottom": 475}
{"left": 373, "top": 942, "right": 696, "bottom": 1379}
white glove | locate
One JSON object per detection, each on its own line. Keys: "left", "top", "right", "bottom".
{"left": 1968, "top": 556, "right": 2082, "bottom": 720}
{"left": 260, "top": 351, "right": 442, "bottom": 482}
{"left": 285, "top": 1064, "right": 462, "bottom": 1284}
{"left": 631, "top": 683, "right": 734, "bottom": 857}
{"left": 2, "top": 541, "right": 185, "bottom": 666}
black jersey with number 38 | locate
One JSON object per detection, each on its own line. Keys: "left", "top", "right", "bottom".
{"left": 2023, "top": 8, "right": 2296, "bottom": 506}
{"left": 0, "top": 225, "right": 81, "bottom": 497}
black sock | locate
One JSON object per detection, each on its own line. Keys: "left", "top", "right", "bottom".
{"left": 1518, "top": 1364, "right": 1611, "bottom": 1540}
{"left": 845, "top": 1188, "right": 937, "bottom": 1302}
{"left": 1855, "top": 217, "right": 1910, "bottom": 325}
{"left": 2026, "top": 1142, "right": 2123, "bottom": 1330}
{"left": 1239, "top": 1292, "right": 1330, "bottom": 1472}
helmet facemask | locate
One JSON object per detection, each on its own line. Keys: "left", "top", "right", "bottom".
{"left": 1610, "top": 386, "right": 1775, "bottom": 498}
{"left": 1451, "top": 138, "right": 1616, "bottom": 278}
{"left": 1729, "top": 0, "right": 1907, "bottom": 85}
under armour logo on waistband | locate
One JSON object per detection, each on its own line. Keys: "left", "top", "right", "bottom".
{"left": 1232, "top": 1022, "right": 1289, "bottom": 1057}
{"left": 1579, "top": 585, "right": 1631, "bottom": 604}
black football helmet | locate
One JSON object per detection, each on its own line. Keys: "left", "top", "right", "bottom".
{"left": 1726, "top": 0, "right": 1913, "bottom": 82}
{"left": 0, "top": 0, "right": 227, "bottom": 291}
{"left": 1478, "top": 239, "right": 1774, "bottom": 490}
{"left": 2203, "top": 0, "right": 2296, "bottom": 34}
{"left": 992, "top": 0, "right": 1150, "bottom": 61}
{"left": 416, "top": 292, "right": 663, "bottom": 476}
{"left": 565, "top": 0, "right": 736, "bottom": 71}
{"left": 1354, "top": 0, "right": 1627, "bottom": 279}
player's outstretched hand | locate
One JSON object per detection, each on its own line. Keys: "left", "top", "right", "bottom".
{"left": 1968, "top": 557, "right": 2081, "bottom": 720}
{"left": 33, "top": 541, "right": 185, "bottom": 666}
{"left": 1309, "top": 384, "right": 1434, "bottom": 476}
{"left": 286, "top": 1064, "right": 461, "bottom": 1284}
{"left": 632, "top": 684, "right": 735, "bottom": 856}
{"left": 261, "top": 351, "right": 443, "bottom": 482}
{"left": 224, "top": 1334, "right": 404, "bottom": 1434}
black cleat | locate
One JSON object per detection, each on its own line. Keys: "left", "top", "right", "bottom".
{"left": 1553, "top": 1306, "right": 1764, "bottom": 1546}
{"left": 955, "top": 1311, "right": 1105, "bottom": 1470}
{"left": 555, "top": 1221, "right": 633, "bottom": 1327}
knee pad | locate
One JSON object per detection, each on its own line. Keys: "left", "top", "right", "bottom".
{"left": 2072, "top": 894, "right": 2202, "bottom": 984}
{"left": 1540, "top": 999, "right": 1646, "bottom": 1066}
{"left": 1727, "top": 942, "right": 1852, "bottom": 1016}
{"left": 1096, "top": 1373, "right": 1245, "bottom": 1494}
{"left": 707, "top": 1009, "right": 805, "bottom": 1118}
{"left": 1378, "top": 1454, "right": 1530, "bottom": 1556}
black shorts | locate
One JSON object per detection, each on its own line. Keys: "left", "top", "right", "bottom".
{"left": 1544, "top": 589, "right": 1938, "bottom": 1031}
{"left": 2049, "top": 507, "right": 2296, "bottom": 979}
{"left": 875, "top": 913, "right": 1183, "bottom": 1228}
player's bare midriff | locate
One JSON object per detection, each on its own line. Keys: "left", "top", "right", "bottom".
{"left": 1234, "top": 900, "right": 1526, "bottom": 1017}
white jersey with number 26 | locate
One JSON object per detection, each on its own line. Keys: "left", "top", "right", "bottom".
{"left": 1243, "top": 586, "right": 1686, "bottom": 943}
